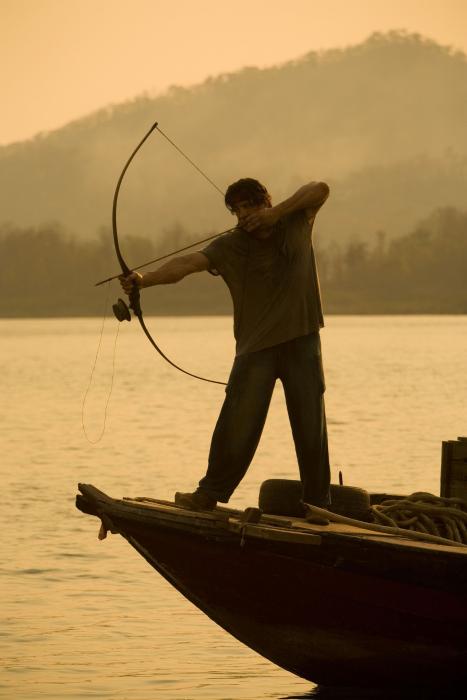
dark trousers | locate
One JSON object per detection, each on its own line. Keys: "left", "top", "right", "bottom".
{"left": 198, "top": 333, "right": 331, "bottom": 506}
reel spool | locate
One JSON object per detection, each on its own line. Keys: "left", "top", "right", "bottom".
{"left": 112, "top": 298, "right": 131, "bottom": 322}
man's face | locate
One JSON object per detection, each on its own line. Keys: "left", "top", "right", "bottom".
{"left": 230, "top": 199, "right": 265, "bottom": 227}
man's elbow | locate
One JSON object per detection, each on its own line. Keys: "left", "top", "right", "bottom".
{"left": 317, "top": 181, "right": 330, "bottom": 203}
{"left": 305, "top": 181, "right": 330, "bottom": 208}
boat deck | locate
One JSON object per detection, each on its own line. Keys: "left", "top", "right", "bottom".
{"left": 122, "top": 496, "right": 467, "bottom": 555}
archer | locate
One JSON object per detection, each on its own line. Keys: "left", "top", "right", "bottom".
{"left": 120, "top": 178, "right": 331, "bottom": 515}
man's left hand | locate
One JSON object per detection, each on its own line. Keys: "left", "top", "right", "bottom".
{"left": 242, "top": 207, "right": 279, "bottom": 232}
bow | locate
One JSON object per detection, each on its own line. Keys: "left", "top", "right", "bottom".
{"left": 110, "top": 121, "right": 226, "bottom": 386}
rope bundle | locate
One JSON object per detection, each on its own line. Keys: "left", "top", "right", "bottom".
{"left": 371, "top": 492, "right": 467, "bottom": 545}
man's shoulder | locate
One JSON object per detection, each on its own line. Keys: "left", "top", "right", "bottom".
{"left": 208, "top": 227, "right": 247, "bottom": 252}
{"left": 223, "top": 226, "right": 245, "bottom": 243}
{"left": 201, "top": 227, "right": 247, "bottom": 276}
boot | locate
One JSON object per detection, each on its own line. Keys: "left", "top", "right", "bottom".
{"left": 174, "top": 490, "right": 217, "bottom": 511}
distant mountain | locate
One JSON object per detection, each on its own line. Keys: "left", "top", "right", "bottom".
{"left": 1, "top": 31, "right": 466, "bottom": 247}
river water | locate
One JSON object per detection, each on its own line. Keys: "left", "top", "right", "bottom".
{"left": 1, "top": 315, "right": 466, "bottom": 699}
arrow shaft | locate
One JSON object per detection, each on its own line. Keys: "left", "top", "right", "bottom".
{"left": 95, "top": 226, "right": 236, "bottom": 287}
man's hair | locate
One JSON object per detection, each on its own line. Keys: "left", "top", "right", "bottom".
{"left": 224, "top": 178, "right": 272, "bottom": 212}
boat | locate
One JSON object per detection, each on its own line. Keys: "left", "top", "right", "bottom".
{"left": 75, "top": 477, "right": 467, "bottom": 689}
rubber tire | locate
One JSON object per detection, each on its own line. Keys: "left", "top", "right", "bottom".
{"left": 258, "top": 479, "right": 371, "bottom": 520}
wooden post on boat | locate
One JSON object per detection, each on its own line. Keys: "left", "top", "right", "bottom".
{"left": 440, "top": 437, "right": 467, "bottom": 500}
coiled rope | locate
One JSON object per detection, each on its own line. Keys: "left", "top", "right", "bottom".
{"left": 371, "top": 492, "right": 467, "bottom": 545}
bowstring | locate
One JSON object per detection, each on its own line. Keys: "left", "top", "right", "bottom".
{"left": 156, "top": 125, "right": 225, "bottom": 197}
{"left": 84, "top": 125, "right": 227, "bottom": 444}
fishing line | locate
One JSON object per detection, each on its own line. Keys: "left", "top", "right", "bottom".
{"left": 81, "top": 282, "right": 120, "bottom": 444}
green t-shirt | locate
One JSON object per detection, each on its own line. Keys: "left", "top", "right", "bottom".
{"left": 202, "top": 210, "right": 324, "bottom": 356}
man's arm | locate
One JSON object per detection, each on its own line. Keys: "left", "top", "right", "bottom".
{"left": 243, "top": 181, "right": 330, "bottom": 231}
{"left": 274, "top": 181, "right": 330, "bottom": 222}
{"left": 120, "top": 252, "right": 210, "bottom": 293}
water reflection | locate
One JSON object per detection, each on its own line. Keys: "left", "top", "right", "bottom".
{"left": 3, "top": 317, "right": 467, "bottom": 700}
{"left": 281, "top": 683, "right": 460, "bottom": 700}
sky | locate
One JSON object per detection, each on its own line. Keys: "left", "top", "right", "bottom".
{"left": 2, "top": 0, "right": 467, "bottom": 145}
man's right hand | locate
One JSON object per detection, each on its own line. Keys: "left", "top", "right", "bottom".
{"left": 119, "top": 271, "right": 144, "bottom": 295}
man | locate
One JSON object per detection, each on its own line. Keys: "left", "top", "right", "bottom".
{"left": 120, "top": 178, "right": 331, "bottom": 513}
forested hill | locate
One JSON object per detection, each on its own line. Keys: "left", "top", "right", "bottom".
{"left": 0, "top": 31, "right": 466, "bottom": 247}
{"left": 2, "top": 206, "right": 466, "bottom": 317}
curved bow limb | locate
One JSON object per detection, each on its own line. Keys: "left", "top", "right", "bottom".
{"left": 110, "top": 121, "right": 226, "bottom": 386}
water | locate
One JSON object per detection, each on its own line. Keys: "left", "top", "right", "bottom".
{"left": 1, "top": 315, "right": 466, "bottom": 699}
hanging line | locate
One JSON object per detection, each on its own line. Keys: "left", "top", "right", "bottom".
{"left": 81, "top": 282, "right": 120, "bottom": 444}
{"left": 84, "top": 125, "right": 229, "bottom": 442}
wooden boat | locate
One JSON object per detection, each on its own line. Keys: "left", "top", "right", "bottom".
{"left": 75, "top": 482, "right": 467, "bottom": 689}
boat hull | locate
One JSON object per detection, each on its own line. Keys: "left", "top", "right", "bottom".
{"left": 121, "top": 517, "right": 466, "bottom": 687}
{"left": 76, "top": 486, "right": 467, "bottom": 688}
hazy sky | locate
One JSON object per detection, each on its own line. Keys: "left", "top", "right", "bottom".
{"left": 2, "top": 0, "right": 466, "bottom": 145}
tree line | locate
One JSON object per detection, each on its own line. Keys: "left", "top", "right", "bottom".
{"left": 1, "top": 206, "right": 466, "bottom": 317}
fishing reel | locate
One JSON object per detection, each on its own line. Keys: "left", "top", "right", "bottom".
{"left": 112, "top": 298, "right": 131, "bottom": 322}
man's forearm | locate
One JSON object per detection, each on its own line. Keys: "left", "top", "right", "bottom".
{"left": 272, "top": 182, "right": 329, "bottom": 219}
{"left": 120, "top": 253, "right": 209, "bottom": 293}
{"left": 141, "top": 258, "right": 192, "bottom": 287}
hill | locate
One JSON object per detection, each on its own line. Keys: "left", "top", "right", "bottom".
{"left": 0, "top": 31, "right": 466, "bottom": 250}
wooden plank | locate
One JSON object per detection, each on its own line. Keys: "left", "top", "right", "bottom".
{"left": 121, "top": 498, "right": 230, "bottom": 522}
{"left": 126, "top": 496, "right": 243, "bottom": 516}
{"left": 304, "top": 504, "right": 467, "bottom": 549}
{"left": 233, "top": 522, "right": 322, "bottom": 545}
{"left": 450, "top": 462, "right": 467, "bottom": 481}
{"left": 440, "top": 440, "right": 452, "bottom": 497}
{"left": 441, "top": 438, "right": 467, "bottom": 500}
{"left": 452, "top": 440, "right": 467, "bottom": 459}
{"left": 445, "top": 480, "right": 467, "bottom": 500}
{"left": 291, "top": 518, "right": 467, "bottom": 554}
{"left": 291, "top": 520, "right": 467, "bottom": 554}
{"left": 123, "top": 497, "right": 294, "bottom": 526}
{"left": 292, "top": 521, "right": 391, "bottom": 536}
{"left": 353, "top": 534, "right": 467, "bottom": 554}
